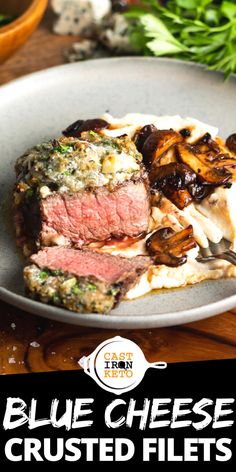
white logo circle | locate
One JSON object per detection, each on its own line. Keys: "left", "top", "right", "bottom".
{"left": 79, "top": 336, "right": 167, "bottom": 394}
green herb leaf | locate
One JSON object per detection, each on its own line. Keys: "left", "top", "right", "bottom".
{"left": 53, "top": 269, "right": 64, "bottom": 276}
{"left": 89, "top": 130, "right": 99, "bottom": 137}
{"left": 204, "top": 8, "right": 220, "bottom": 25}
{"left": 140, "top": 13, "right": 188, "bottom": 55}
{"left": 140, "top": 14, "right": 175, "bottom": 40}
{"left": 175, "top": 0, "right": 199, "bottom": 9}
{"left": 54, "top": 143, "right": 73, "bottom": 154}
{"left": 109, "top": 287, "right": 120, "bottom": 297}
{"left": 52, "top": 294, "right": 60, "bottom": 304}
{"left": 72, "top": 285, "right": 83, "bottom": 296}
{"left": 125, "top": 0, "right": 236, "bottom": 78}
{"left": 25, "top": 188, "right": 34, "bottom": 199}
{"left": 87, "top": 283, "right": 97, "bottom": 291}
{"left": 39, "top": 271, "right": 49, "bottom": 281}
{"left": 221, "top": 1, "right": 236, "bottom": 20}
{"left": 147, "top": 37, "right": 187, "bottom": 55}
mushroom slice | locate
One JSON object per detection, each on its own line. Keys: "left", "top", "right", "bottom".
{"left": 146, "top": 226, "right": 197, "bottom": 267}
{"left": 226, "top": 134, "right": 236, "bottom": 154}
{"left": 150, "top": 162, "right": 212, "bottom": 205}
{"left": 134, "top": 124, "right": 158, "bottom": 153}
{"left": 163, "top": 188, "right": 193, "bottom": 210}
{"left": 188, "top": 181, "right": 213, "bottom": 202}
{"left": 149, "top": 163, "right": 196, "bottom": 209}
{"left": 194, "top": 133, "right": 220, "bottom": 154}
{"left": 177, "top": 143, "right": 231, "bottom": 186}
{"left": 142, "top": 130, "right": 183, "bottom": 168}
{"left": 150, "top": 162, "right": 196, "bottom": 190}
{"left": 210, "top": 154, "right": 236, "bottom": 181}
{"left": 63, "top": 118, "right": 109, "bottom": 137}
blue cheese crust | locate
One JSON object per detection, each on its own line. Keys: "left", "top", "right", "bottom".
{"left": 14, "top": 131, "right": 143, "bottom": 201}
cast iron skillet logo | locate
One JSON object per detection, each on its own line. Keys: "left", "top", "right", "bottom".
{"left": 79, "top": 336, "right": 167, "bottom": 395}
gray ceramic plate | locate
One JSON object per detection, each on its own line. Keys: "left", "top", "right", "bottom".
{"left": 1, "top": 57, "right": 236, "bottom": 329}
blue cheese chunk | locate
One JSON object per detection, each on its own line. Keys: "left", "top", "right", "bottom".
{"left": 102, "top": 152, "right": 140, "bottom": 174}
{"left": 100, "top": 14, "right": 134, "bottom": 53}
{"left": 52, "top": 0, "right": 111, "bottom": 35}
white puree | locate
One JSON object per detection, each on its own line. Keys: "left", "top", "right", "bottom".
{"left": 100, "top": 113, "right": 236, "bottom": 299}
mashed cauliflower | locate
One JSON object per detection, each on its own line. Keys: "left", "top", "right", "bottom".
{"left": 99, "top": 113, "right": 236, "bottom": 299}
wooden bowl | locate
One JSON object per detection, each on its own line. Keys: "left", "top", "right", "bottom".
{"left": 0, "top": 0, "right": 48, "bottom": 64}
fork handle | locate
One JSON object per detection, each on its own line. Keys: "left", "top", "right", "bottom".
{"left": 215, "top": 251, "right": 236, "bottom": 266}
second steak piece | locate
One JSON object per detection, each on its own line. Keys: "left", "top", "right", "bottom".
{"left": 40, "top": 180, "right": 149, "bottom": 247}
{"left": 24, "top": 247, "right": 151, "bottom": 314}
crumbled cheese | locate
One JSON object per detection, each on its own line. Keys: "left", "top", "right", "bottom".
{"left": 52, "top": 0, "right": 111, "bottom": 35}
{"left": 100, "top": 14, "right": 133, "bottom": 53}
{"left": 39, "top": 185, "right": 52, "bottom": 199}
{"left": 91, "top": 0, "right": 111, "bottom": 22}
{"left": 102, "top": 152, "right": 140, "bottom": 174}
{"left": 54, "top": 2, "right": 134, "bottom": 62}
{"left": 47, "top": 234, "right": 71, "bottom": 247}
{"left": 65, "top": 39, "right": 98, "bottom": 63}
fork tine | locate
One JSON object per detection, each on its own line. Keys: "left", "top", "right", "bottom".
{"left": 196, "top": 244, "right": 213, "bottom": 263}
{"left": 197, "top": 239, "right": 236, "bottom": 266}
{"left": 196, "top": 255, "right": 215, "bottom": 263}
{"left": 200, "top": 247, "right": 212, "bottom": 257}
{"left": 214, "top": 253, "right": 236, "bottom": 265}
{"left": 209, "top": 239, "right": 236, "bottom": 266}
{"left": 208, "top": 240, "right": 225, "bottom": 254}
{"left": 221, "top": 251, "right": 236, "bottom": 266}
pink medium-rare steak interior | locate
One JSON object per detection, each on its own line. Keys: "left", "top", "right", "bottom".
{"left": 31, "top": 247, "right": 151, "bottom": 284}
{"left": 40, "top": 181, "right": 149, "bottom": 246}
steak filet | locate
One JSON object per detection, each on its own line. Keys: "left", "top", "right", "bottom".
{"left": 25, "top": 247, "right": 151, "bottom": 314}
{"left": 31, "top": 247, "right": 151, "bottom": 284}
{"left": 16, "top": 127, "right": 152, "bottom": 315}
{"left": 40, "top": 180, "right": 149, "bottom": 247}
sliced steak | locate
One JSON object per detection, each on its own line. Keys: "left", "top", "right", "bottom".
{"left": 40, "top": 181, "right": 149, "bottom": 247}
{"left": 24, "top": 247, "right": 151, "bottom": 314}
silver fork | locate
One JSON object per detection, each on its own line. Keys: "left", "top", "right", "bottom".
{"left": 196, "top": 239, "right": 236, "bottom": 266}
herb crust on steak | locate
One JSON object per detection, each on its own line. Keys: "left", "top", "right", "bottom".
{"left": 14, "top": 131, "right": 143, "bottom": 197}
{"left": 14, "top": 131, "right": 149, "bottom": 255}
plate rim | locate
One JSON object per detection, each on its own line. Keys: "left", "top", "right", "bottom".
{"left": 1, "top": 284, "right": 236, "bottom": 329}
{"left": 1, "top": 56, "right": 236, "bottom": 328}
{"left": 0, "top": 56, "right": 235, "bottom": 100}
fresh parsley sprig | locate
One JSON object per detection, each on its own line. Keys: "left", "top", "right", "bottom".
{"left": 125, "top": 0, "right": 236, "bottom": 78}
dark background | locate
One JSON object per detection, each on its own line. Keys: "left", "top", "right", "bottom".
{"left": 0, "top": 359, "right": 235, "bottom": 468}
